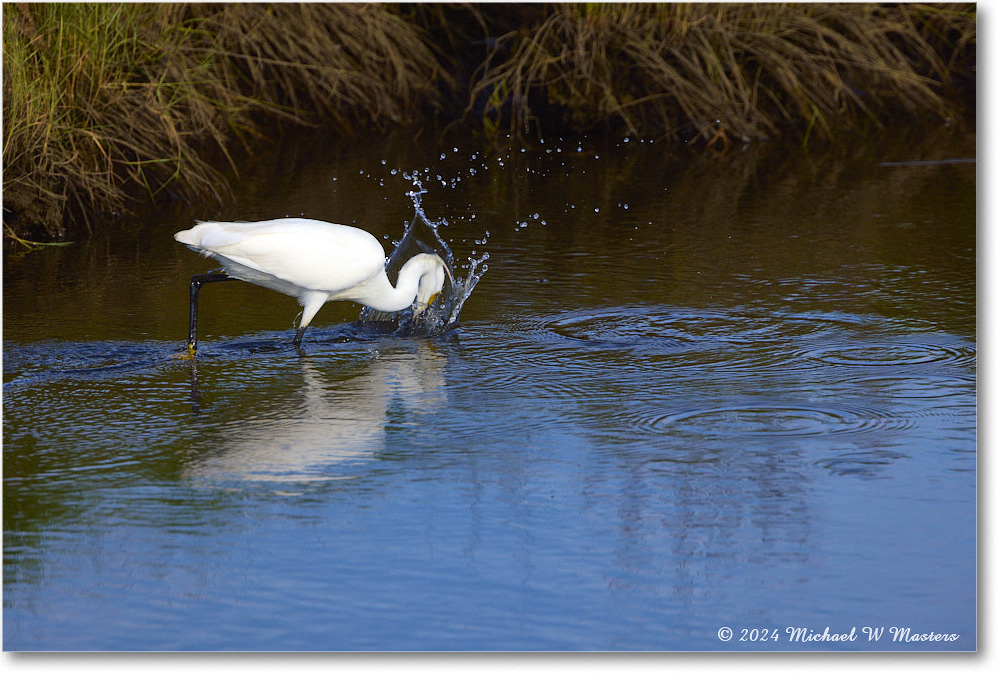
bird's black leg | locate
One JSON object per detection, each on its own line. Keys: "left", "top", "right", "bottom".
{"left": 293, "top": 325, "right": 307, "bottom": 350}
{"left": 188, "top": 273, "right": 234, "bottom": 354}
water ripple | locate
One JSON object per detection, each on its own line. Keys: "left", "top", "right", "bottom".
{"left": 462, "top": 305, "right": 976, "bottom": 412}
{"left": 546, "top": 306, "right": 884, "bottom": 344}
{"left": 2, "top": 340, "right": 174, "bottom": 387}
{"left": 814, "top": 449, "right": 913, "bottom": 477}
{"left": 847, "top": 374, "right": 976, "bottom": 400}
{"left": 537, "top": 305, "right": 902, "bottom": 371}
{"left": 801, "top": 341, "right": 975, "bottom": 368}
{"left": 631, "top": 402, "right": 917, "bottom": 439}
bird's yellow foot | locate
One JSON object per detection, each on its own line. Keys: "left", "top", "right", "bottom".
{"left": 173, "top": 344, "right": 197, "bottom": 360}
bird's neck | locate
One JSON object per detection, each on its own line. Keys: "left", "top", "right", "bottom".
{"left": 358, "top": 257, "right": 435, "bottom": 313}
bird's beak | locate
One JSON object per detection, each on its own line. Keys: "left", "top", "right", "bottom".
{"left": 413, "top": 293, "right": 437, "bottom": 316}
{"left": 426, "top": 264, "right": 453, "bottom": 307}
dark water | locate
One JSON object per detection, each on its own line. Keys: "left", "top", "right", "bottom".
{"left": 3, "top": 126, "right": 976, "bottom": 651}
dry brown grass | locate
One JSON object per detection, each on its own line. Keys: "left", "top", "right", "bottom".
{"left": 469, "top": 3, "right": 975, "bottom": 144}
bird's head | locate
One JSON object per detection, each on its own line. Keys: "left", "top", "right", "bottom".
{"left": 410, "top": 253, "right": 453, "bottom": 312}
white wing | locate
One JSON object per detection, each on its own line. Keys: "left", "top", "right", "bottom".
{"left": 176, "top": 219, "right": 388, "bottom": 293}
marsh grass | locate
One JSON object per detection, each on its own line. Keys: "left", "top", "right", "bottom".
{"left": 3, "top": 3, "right": 146, "bottom": 238}
{"left": 3, "top": 3, "right": 442, "bottom": 242}
{"left": 469, "top": 3, "right": 975, "bottom": 143}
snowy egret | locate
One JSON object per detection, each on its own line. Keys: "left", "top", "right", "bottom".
{"left": 175, "top": 218, "right": 452, "bottom": 352}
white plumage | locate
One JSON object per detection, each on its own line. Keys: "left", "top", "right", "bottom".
{"left": 175, "top": 218, "right": 450, "bottom": 349}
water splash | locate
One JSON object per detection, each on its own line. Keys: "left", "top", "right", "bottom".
{"left": 358, "top": 183, "right": 489, "bottom": 336}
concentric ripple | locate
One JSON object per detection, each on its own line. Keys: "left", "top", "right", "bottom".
{"left": 630, "top": 402, "right": 917, "bottom": 439}
{"left": 802, "top": 341, "right": 975, "bottom": 368}
{"left": 547, "top": 306, "right": 885, "bottom": 345}
{"left": 470, "top": 306, "right": 977, "bottom": 413}
{"left": 542, "top": 306, "right": 768, "bottom": 371}
{"left": 538, "top": 305, "right": 915, "bottom": 372}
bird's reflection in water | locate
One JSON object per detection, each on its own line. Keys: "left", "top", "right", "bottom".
{"left": 183, "top": 343, "right": 447, "bottom": 486}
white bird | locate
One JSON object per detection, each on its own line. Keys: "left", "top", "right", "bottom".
{"left": 174, "top": 218, "right": 452, "bottom": 352}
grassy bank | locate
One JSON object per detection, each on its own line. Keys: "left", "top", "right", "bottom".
{"left": 2, "top": 3, "right": 444, "bottom": 243}
{"left": 469, "top": 3, "right": 976, "bottom": 145}
{"left": 2, "top": 3, "right": 976, "bottom": 243}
